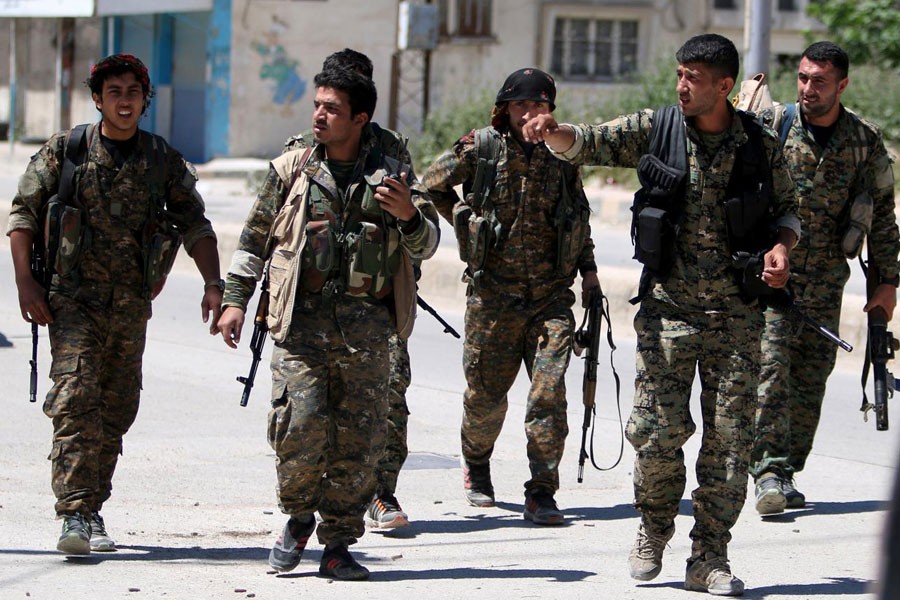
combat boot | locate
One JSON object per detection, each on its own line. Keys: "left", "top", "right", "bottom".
{"left": 754, "top": 472, "right": 786, "bottom": 515}
{"left": 628, "top": 523, "right": 674, "bottom": 581}
{"left": 782, "top": 476, "right": 806, "bottom": 508}
{"left": 685, "top": 551, "right": 745, "bottom": 596}
{"left": 461, "top": 459, "right": 495, "bottom": 507}
{"left": 523, "top": 490, "right": 564, "bottom": 525}
{"left": 89, "top": 511, "right": 116, "bottom": 552}
{"left": 57, "top": 513, "right": 92, "bottom": 555}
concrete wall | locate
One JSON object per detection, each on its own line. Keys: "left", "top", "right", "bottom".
{"left": 227, "top": 0, "right": 401, "bottom": 158}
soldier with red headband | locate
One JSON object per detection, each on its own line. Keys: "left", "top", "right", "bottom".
{"left": 7, "top": 54, "right": 223, "bottom": 555}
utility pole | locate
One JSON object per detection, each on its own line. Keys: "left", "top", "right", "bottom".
{"left": 743, "top": 0, "right": 772, "bottom": 76}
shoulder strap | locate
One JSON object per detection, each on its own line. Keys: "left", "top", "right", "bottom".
{"left": 471, "top": 127, "right": 500, "bottom": 209}
{"left": 57, "top": 124, "right": 89, "bottom": 204}
{"left": 648, "top": 105, "right": 688, "bottom": 176}
{"left": 779, "top": 103, "right": 796, "bottom": 148}
{"left": 139, "top": 131, "right": 169, "bottom": 209}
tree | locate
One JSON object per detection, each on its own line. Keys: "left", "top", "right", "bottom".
{"left": 806, "top": 0, "right": 900, "bottom": 69}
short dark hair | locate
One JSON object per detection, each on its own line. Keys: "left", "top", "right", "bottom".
{"left": 85, "top": 53, "right": 155, "bottom": 114}
{"left": 314, "top": 67, "right": 378, "bottom": 120}
{"left": 802, "top": 41, "right": 849, "bottom": 80}
{"left": 676, "top": 33, "right": 740, "bottom": 82}
{"left": 322, "top": 48, "right": 374, "bottom": 79}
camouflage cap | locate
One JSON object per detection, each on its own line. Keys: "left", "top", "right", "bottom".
{"left": 495, "top": 68, "right": 556, "bottom": 111}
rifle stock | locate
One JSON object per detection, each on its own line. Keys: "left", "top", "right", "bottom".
{"left": 237, "top": 282, "right": 269, "bottom": 407}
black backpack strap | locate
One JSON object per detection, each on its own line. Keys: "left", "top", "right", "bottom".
{"left": 57, "top": 123, "right": 89, "bottom": 204}
{"left": 139, "top": 130, "right": 169, "bottom": 209}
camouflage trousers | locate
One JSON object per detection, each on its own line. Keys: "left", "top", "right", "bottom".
{"left": 461, "top": 286, "right": 574, "bottom": 495}
{"left": 375, "top": 334, "right": 411, "bottom": 497}
{"left": 44, "top": 292, "right": 149, "bottom": 517}
{"left": 626, "top": 297, "right": 762, "bottom": 558}
{"left": 750, "top": 302, "right": 842, "bottom": 479}
{"left": 268, "top": 332, "right": 389, "bottom": 547}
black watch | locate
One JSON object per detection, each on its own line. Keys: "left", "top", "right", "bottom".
{"left": 205, "top": 278, "right": 226, "bottom": 293}
{"left": 879, "top": 274, "right": 900, "bottom": 287}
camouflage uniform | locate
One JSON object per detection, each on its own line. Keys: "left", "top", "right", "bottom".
{"left": 751, "top": 105, "right": 900, "bottom": 479}
{"left": 223, "top": 124, "right": 439, "bottom": 546}
{"left": 7, "top": 124, "right": 216, "bottom": 518}
{"left": 553, "top": 107, "right": 800, "bottom": 557}
{"left": 284, "top": 127, "right": 414, "bottom": 499}
{"left": 423, "top": 127, "right": 596, "bottom": 496}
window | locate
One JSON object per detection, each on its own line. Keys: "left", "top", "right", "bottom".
{"left": 778, "top": 0, "right": 797, "bottom": 11}
{"left": 551, "top": 17, "right": 638, "bottom": 81}
{"left": 713, "top": 0, "right": 737, "bottom": 8}
{"left": 437, "top": 0, "right": 492, "bottom": 38}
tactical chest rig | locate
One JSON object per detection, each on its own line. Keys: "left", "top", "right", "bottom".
{"left": 452, "top": 127, "right": 589, "bottom": 288}
{"left": 630, "top": 106, "right": 774, "bottom": 303}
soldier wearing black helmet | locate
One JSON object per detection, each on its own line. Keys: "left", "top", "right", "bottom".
{"left": 423, "top": 68, "right": 599, "bottom": 524}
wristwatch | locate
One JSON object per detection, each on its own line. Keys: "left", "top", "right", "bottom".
{"left": 879, "top": 274, "right": 900, "bottom": 287}
{"left": 205, "top": 278, "right": 226, "bottom": 293}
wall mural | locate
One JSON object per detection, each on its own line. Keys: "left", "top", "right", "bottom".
{"left": 252, "top": 19, "right": 307, "bottom": 113}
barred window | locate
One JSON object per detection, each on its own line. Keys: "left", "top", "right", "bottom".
{"left": 551, "top": 17, "right": 638, "bottom": 81}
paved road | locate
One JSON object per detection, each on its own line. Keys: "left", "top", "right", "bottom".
{"left": 1, "top": 140, "right": 898, "bottom": 599}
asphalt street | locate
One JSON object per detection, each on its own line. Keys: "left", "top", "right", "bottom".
{"left": 0, "top": 140, "right": 898, "bottom": 599}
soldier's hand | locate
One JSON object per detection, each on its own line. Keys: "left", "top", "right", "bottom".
{"left": 762, "top": 243, "right": 790, "bottom": 289}
{"left": 522, "top": 114, "right": 570, "bottom": 150}
{"left": 864, "top": 283, "right": 898, "bottom": 321}
{"left": 17, "top": 276, "right": 52, "bottom": 326}
{"left": 581, "top": 271, "right": 601, "bottom": 308}
{"left": 203, "top": 287, "right": 224, "bottom": 335}
{"left": 218, "top": 306, "right": 245, "bottom": 349}
{"left": 376, "top": 172, "right": 417, "bottom": 221}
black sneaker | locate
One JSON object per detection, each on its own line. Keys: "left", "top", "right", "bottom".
{"left": 89, "top": 511, "right": 116, "bottom": 552}
{"left": 523, "top": 490, "right": 564, "bottom": 525}
{"left": 57, "top": 514, "right": 92, "bottom": 555}
{"left": 461, "top": 459, "right": 495, "bottom": 507}
{"left": 319, "top": 544, "right": 370, "bottom": 581}
{"left": 268, "top": 515, "right": 316, "bottom": 573}
{"left": 365, "top": 494, "right": 410, "bottom": 529}
{"left": 782, "top": 477, "right": 806, "bottom": 508}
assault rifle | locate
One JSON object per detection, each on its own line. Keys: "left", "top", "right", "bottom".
{"left": 860, "top": 252, "right": 898, "bottom": 430}
{"left": 416, "top": 295, "right": 460, "bottom": 338}
{"left": 733, "top": 252, "right": 853, "bottom": 352}
{"left": 28, "top": 239, "right": 47, "bottom": 403}
{"left": 573, "top": 286, "right": 622, "bottom": 483}
{"left": 237, "top": 279, "right": 269, "bottom": 407}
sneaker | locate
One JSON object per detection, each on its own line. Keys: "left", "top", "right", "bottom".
{"left": 462, "top": 459, "right": 495, "bottom": 507}
{"left": 782, "top": 477, "right": 806, "bottom": 508}
{"left": 366, "top": 494, "right": 409, "bottom": 529}
{"left": 754, "top": 472, "right": 786, "bottom": 516}
{"left": 57, "top": 513, "right": 92, "bottom": 555}
{"left": 523, "top": 490, "right": 564, "bottom": 525}
{"left": 268, "top": 515, "right": 316, "bottom": 573}
{"left": 685, "top": 552, "right": 745, "bottom": 596}
{"left": 319, "top": 544, "right": 370, "bottom": 581}
{"left": 627, "top": 523, "right": 674, "bottom": 581}
{"left": 89, "top": 511, "right": 116, "bottom": 552}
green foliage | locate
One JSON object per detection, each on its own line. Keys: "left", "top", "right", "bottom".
{"left": 806, "top": 0, "right": 900, "bottom": 70}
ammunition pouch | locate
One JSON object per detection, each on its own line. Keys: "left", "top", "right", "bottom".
{"left": 345, "top": 221, "right": 399, "bottom": 299}
{"left": 142, "top": 216, "right": 181, "bottom": 297}
{"left": 452, "top": 194, "right": 499, "bottom": 286}
{"left": 452, "top": 203, "right": 472, "bottom": 263}
{"left": 723, "top": 191, "right": 769, "bottom": 254}
{"left": 637, "top": 153, "right": 686, "bottom": 199}
{"left": 841, "top": 191, "right": 873, "bottom": 259}
{"left": 300, "top": 220, "right": 336, "bottom": 293}
{"left": 632, "top": 194, "right": 678, "bottom": 273}
{"left": 43, "top": 195, "right": 88, "bottom": 279}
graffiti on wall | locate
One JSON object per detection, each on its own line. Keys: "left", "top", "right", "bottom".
{"left": 252, "top": 19, "right": 307, "bottom": 112}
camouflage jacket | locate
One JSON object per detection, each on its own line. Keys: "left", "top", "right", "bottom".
{"left": 423, "top": 126, "right": 596, "bottom": 299}
{"left": 7, "top": 124, "right": 215, "bottom": 304}
{"left": 223, "top": 123, "right": 440, "bottom": 313}
{"left": 759, "top": 103, "right": 900, "bottom": 306}
{"left": 555, "top": 106, "right": 800, "bottom": 313}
